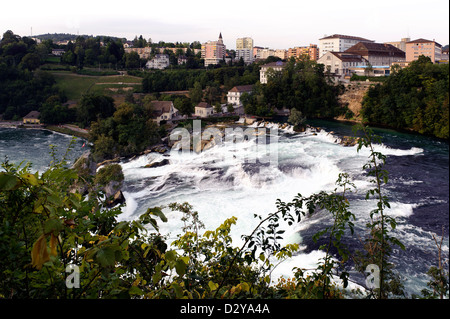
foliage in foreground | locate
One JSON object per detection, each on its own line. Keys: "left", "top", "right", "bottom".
{"left": 0, "top": 127, "right": 448, "bottom": 299}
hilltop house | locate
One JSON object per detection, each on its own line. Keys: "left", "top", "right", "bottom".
{"left": 151, "top": 101, "right": 179, "bottom": 124}
{"left": 23, "top": 111, "right": 41, "bottom": 125}
{"left": 227, "top": 85, "right": 254, "bottom": 108}
{"left": 195, "top": 102, "right": 214, "bottom": 118}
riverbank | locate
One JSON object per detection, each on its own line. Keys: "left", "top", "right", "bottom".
{"left": 0, "top": 121, "right": 89, "bottom": 139}
{"left": 45, "top": 124, "right": 89, "bottom": 139}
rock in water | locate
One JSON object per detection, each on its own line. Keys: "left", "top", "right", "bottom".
{"left": 107, "top": 190, "right": 126, "bottom": 208}
{"left": 145, "top": 159, "right": 170, "bottom": 168}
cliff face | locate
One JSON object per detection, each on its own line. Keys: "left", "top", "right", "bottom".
{"left": 337, "top": 81, "right": 374, "bottom": 122}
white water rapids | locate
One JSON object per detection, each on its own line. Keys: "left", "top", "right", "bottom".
{"left": 117, "top": 123, "right": 428, "bottom": 294}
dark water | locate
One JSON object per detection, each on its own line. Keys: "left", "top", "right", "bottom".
{"left": 306, "top": 120, "right": 449, "bottom": 296}
{"left": 0, "top": 127, "right": 87, "bottom": 172}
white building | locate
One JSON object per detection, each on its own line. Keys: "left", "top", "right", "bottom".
{"left": 227, "top": 85, "right": 254, "bottom": 107}
{"left": 257, "top": 48, "right": 277, "bottom": 60}
{"left": 146, "top": 54, "right": 170, "bottom": 70}
{"left": 195, "top": 102, "right": 214, "bottom": 117}
{"left": 260, "top": 61, "right": 286, "bottom": 84}
{"left": 151, "top": 101, "right": 179, "bottom": 124}
{"left": 319, "top": 34, "right": 373, "bottom": 57}
{"left": 317, "top": 52, "right": 368, "bottom": 78}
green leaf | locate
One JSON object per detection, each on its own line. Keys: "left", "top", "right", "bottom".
{"left": 95, "top": 247, "right": 116, "bottom": 267}
{"left": 165, "top": 250, "right": 176, "bottom": 262}
{"left": 152, "top": 264, "right": 162, "bottom": 285}
{"left": 171, "top": 283, "right": 183, "bottom": 298}
{"left": 149, "top": 207, "right": 168, "bottom": 223}
{"left": 208, "top": 281, "right": 219, "bottom": 291}
{"left": 47, "top": 194, "right": 63, "bottom": 207}
{"left": 175, "top": 259, "right": 187, "bottom": 276}
{"left": 44, "top": 218, "right": 64, "bottom": 235}
{"left": 21, "top": 173, "right": 39, "bottom": 186}
{"left": 129, "top": 286, "right": 144, "bottom": 296}
{"left": 0, "top": 173, "right": 21, "bottom": 190}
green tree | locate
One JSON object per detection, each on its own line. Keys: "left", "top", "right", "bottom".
{"left": 76, "top": 94, "right": 116, "bottom": 128}
{"left": 288, "top": 108, "right": 306, "bottom": 131}
{"left": 189, "top": 81, "right": 203, "bottom": 105}
{"left": 125, "top": 51, "right": 140, "bottom": 69}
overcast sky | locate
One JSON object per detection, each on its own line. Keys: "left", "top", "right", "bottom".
{"left": 2, "top": 0, "right": 449, "bottom": 49}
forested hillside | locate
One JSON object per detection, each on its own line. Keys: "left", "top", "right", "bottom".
{"left": 361, "top": 56, "right": 449, "bottom": 139}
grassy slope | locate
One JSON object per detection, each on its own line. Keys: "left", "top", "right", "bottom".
{"left": 52, "top": 71, "right": 142, "bottom": 101}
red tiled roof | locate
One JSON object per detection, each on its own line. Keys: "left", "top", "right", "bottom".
{"left": 229, "top": 85, "right": 254, "bottom": 93}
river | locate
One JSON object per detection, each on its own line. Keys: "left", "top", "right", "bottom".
{"left": 0, "top": 121, "right": 448, "bottom": 297}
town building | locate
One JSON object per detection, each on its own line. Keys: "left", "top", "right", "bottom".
{"left": 195, "top": 102, "right": 214, "bottom": 117}
{"left": 202, "top": 33, "right": 226, "bottom": 67}
{"left": 236, "top": 37, "right": 254, "bottom": 50}
{"left": 178, "top": 55, "right": 188, "bottom": 65}
{"left": 151, "top": 101, "right": 179, "bottom": 124}
{"left": 236, "top": 38, "right": 254, "bottom": 64}
{"left": 124, "top": 41, "right": 134, "bottom": 48}
{"left": 317, "top": 52, "right": 368, "bottom": 78}
{"left": 345, "top": 42, "right": 405, "bottom": 66}
{"left": 274, "top": 49, "right": 288, "bottom": 60}
{"left": 260, "top": 61, "right": 286, "bottom": 84}
{"left": 318, "top": 34, "right": 374, "bottom": 57}
{"left": 125, "top": 47, "right": 152, "bottom": 59}
{"left": 146, "top": 54, "right": 170, "bottom": 70}
{"left": 287, "top": 44, "right": 319, "bottom": 61}
{"left": 405, "top": 38, "right": 442, "bottom": 63}
{"left": 348, "top": 65, "right": 392, "bottom": 77}
{"left": 227, "top": 85, "right": 254, "bottom": 107}
{"left": 236, "top": 49, "right": 254, "bottom": 64}
{"left": 440, "top": 46, "right": 449, "bottom": 63}
{"left": 384, "top": 38, "right": 410, "bottom": 52}
{"left": 23, "top": 111, "right": 41, "bottom": 125}
{"left": 253, "top": 46, "right": 264, "bottom": 59}
{"left": 257, "top": 48, "right": 276, "bottom": 60}
{"left": 51, "top": 49, "right": 65, "bottom": 56}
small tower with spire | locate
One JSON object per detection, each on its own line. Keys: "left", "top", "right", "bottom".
{"left": 218, "top": 32, "right": 223, "bottom": 44}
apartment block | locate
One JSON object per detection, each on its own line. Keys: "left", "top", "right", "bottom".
{"left": 287, "top": 44, "right": 319, "bottom": 61}
{"left": 236, "top": 37, "right": 254, "bottom": 50}
{"left": 201, "top": 33, "right": 226, "bottom": 67}
{"left": 406, "top": 38, "right": 442, "bottom": 63}
{"left": 236, "top": 49, "right": 254, "bottom": 64}
{"left": 319, "top": 34, "right": 373, "bottom": 57}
